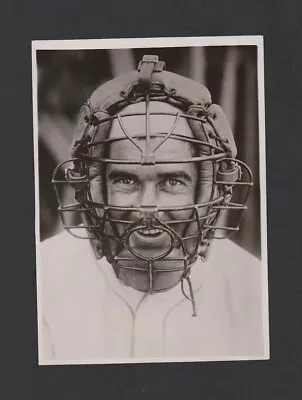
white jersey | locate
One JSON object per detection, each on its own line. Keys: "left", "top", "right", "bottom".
{"left": 39, "top": 230, "right": 266, "bottom": 363}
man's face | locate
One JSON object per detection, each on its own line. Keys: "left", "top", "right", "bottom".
{"left": 107, "top": 102, "right": 197, "bottom": 247}
{"left": 91, "top": 101, "right": 202, "bottom": 291}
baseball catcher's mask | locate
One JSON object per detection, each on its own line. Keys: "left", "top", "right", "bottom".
{"left": 52, "top": 55, "right": 253, "bottom": 316}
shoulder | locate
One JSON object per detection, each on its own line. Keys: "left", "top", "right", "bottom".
{"left": 207, "top": 239, "right": 264, "bottom": 306}
{"left": 204, "top": 240, "right": 267, "bottom": 356}
{"left": 40, "top": 229, "right": 87, "bottom": 262}
{"left": 39, "top": 230, "right": 111, "bottom": 315}
{"left": 41, "top": 228, "right": 87, "bottom": 253}
{"left": 209, "top": 239, "right": 262, "bottom": 278}
{"left": 39, "top": 229, "right": 96, "bottom": 285}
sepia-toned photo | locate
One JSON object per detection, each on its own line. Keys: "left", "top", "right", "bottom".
{"left": 32, "top": 36, "right": 269, "bottom": 365}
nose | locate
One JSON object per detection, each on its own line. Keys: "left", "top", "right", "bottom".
{"left": 139, "top": 182, "right": 158, "bottom": 220}
{"left": 139, "top": 182, "right": 158, "bottom": 207}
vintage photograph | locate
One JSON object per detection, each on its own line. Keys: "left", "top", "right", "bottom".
{"left": 32, "top": 36, "right": 269, "bottom": 365}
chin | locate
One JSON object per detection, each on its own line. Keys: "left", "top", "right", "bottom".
{"left": 110, "top": 247, "right": 189, "bottom": 293}
{"left": 103, "top": 220, "right": 200, "bottom": 292}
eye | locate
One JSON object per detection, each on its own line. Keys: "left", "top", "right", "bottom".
{"left": 110, "top": 176, "right": 139, "bottom": 192}
{"left": 167, "top": 178, "right": 182, "bottom": 187}
{"left": 115, "top": 178, "right": 135, "bottom": 185}
{"left": 160, "top": 178, "right": 186, "bottom": 193}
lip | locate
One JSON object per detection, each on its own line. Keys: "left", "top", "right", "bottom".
{"left": 131, "top": 229, "right": 169, "bottom": 248}
{"left": 136, "top": 228, "right": 162, "bottom": 238}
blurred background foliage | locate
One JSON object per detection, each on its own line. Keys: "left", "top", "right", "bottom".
{"left": 37, "top": 46, "right": 261, "bottom": 258}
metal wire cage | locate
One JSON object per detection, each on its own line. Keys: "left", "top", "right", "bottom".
{"left": 52, "top": 104, "right": 253, "bottom": 312}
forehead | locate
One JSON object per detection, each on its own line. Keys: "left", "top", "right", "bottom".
{"left": 107, "top": 139, "right": 197, "bottom": 181}
{"left": 107, "top": 101, "right": 194, "bottom": 162}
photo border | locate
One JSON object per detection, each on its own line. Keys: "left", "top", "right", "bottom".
{"left": 32, "top": 35, "right": 269, "bottom": 365}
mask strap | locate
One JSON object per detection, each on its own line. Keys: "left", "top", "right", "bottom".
{"left": 137, "top": 55, "right": 165, "bottom": 88}
{"left": 181, "top": 276, "right": 197, "bottom": 317}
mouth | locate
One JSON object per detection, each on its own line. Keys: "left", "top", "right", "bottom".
{"left": 136, "top": 228, "right": 163, "bottom": 238}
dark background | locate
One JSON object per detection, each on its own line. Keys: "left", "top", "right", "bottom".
{"left": 37, "top": 45, "right": 261, "bottom": 258}
{"left": 1, "top": 0, "right": 301, "bottom": 399}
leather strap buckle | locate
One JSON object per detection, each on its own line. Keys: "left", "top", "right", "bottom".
{"left": 137, "top": 55, "right": 165, "bottom": 87}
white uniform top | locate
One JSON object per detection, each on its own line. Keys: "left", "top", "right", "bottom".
{"left": 39, "top": 230, "right": 265, "bottom": 363}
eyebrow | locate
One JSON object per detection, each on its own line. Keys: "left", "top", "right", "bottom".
{"left": 157, "top": 171, "right": 193, "bottom": 182}
{"left": 107, "top": 170, "right": 138, "bottom": 181}
{"left": 107, "top": 168, "right": 193, "bottom": 182}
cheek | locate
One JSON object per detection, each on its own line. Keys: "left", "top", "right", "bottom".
{"left": 165, "top": 209, "right": 195, "bottom": 225}
{"left": 106, "top": 187, "right": 140, "bottom": 230}
{"left": 158, "top": 185, "right": 196, "bottom": 208}
{"left": 196, "top": 182, "right": 215, "bottom": 219}
{"left": 159, "top": 193, "right": 196, "bottom": 225}
{"left": 107, "top": 184, "right": 138, "bottom": 207}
